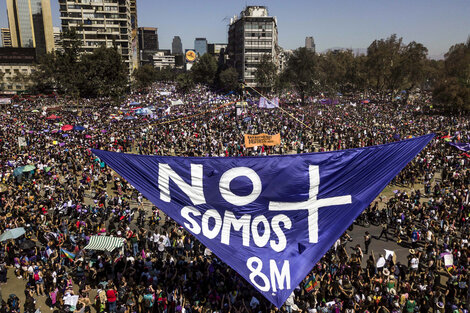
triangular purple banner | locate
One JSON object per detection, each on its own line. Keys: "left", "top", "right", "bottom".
{"left": 92, "top": 134, "right": 434, "bottom": 307}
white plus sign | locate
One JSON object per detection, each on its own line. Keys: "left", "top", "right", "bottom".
{"left": 269, "top": 165, "right": 352, "bottom": 243}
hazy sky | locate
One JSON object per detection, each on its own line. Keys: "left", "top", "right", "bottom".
{"left": 1, "top": 0, "right": 469, "bottom": 58}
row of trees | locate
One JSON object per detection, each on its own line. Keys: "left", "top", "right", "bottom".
{"left": 26, "top": 31, "right": 469, "bottom": 111}
{"left": 257, "top": 35, "right": 438, "bottom": 104}
{"left": 29, "top": 30, "right": 129, "bottom": 99}
{"left": 132, "top": 53, "right": 240, "bottom": 93}
{"left": 134, "top": 34, "right": 468, "bottom": 111}
{"left": 256, "top": 34, "right": 469, "bottom": 110}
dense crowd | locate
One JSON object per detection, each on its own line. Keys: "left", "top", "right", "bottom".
{"left": 0, "top": 83, "right": 468, "bottom": 313}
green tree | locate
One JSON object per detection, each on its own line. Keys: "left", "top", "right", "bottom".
{"left": 274, "top": 71, "right": 290, "bottom": 94}
{"left": 433, "top": 77, "right": 470, "bottom": 112}
{"left": 348, "top": 54, "right": 369, "bottom": 94}
{"left": 30, "top": 29, "right": 129, "bottom": 100}
{"left": 133, "top": 64, "right": 157, "bottom": 89}
{"left": 176, "top": 72, "right": 194, "bottom": 93}
{"left": 423, "top": 59, "right": 444, "bottom": 89}
{"left": 155, "top": 67, "right": 176, "bottom": 82}
{"left": 56, "top": 28, "right": 83, "bottom": 97}
{"left": 400, "top": 41, "right": 428, "bottom": 100}
{"left": 30, "top": 28, "right": 83, "bottom": 96}
{"left": 284, "top": 47, "right": 320, "bottom": 104}
{"left": 219, "top": 67, "right": 239, "bottom": 91}
{"left": 255, "top": 54, "right": 277, "bottom": 91}
{"left": 443, "top": 41, "right": 470, "bottom": 86}
{"left": 433, "top": 40, "right": 470, "bottom": 111}
{"left": 319, "top": 49, "right": 363, "bottom": 95}
{"left": 191, "top": 53, "right": 217, "bottom": 85}
{"left": 81, "top": 45, "right": 129, "bottom": 98}
{"left": 366, "top": 34, "right": 404, "bottom": 99}
{"left": 29, "top": 53, "right": 58, "bottom": 94}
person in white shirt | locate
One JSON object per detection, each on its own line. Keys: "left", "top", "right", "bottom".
{"left": 285, "top": 292, "right": 300, "bottom": 313}
{"left": 409, "top": 249, "right": 419, "bottom": 276}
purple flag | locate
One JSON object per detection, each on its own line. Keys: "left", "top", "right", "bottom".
{"left": 448, "top": 142, "right": 470, "bottom": 152}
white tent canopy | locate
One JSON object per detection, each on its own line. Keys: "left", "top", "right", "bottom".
{"left": 84, "top": 236, "right": 125, "bottom": 252}
{"left": 170, "top": 99, "right": 184, "bottom": 106}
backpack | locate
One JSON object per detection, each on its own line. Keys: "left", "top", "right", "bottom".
{"left": 143, "top": 293, "right": 154, "bottom": 308}
{"left": 34, "top": 272, "right": 40, "bottom": 281}
{"left": 8, "top": 294, "right": 19, "bottom": 310}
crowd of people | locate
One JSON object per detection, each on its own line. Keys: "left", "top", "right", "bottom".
{"left": 0, "top": 82, "right": 468, "bottom": 313}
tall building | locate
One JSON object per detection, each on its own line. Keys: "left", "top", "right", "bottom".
{"left": 52, "top": 26, "right": 62, "bottom": 52}
{"left": 129, "top": 0, "right": 138, "bottom": 70}
{"left": 6, "top": 0, "right": 54, "bottom": 55}
{"left": 305, "top": 36, "right": 315, "bottom": 52}
{"left": 0, "top": 47, "right": 36, "bottom": 92}
{"left": 152, "top": 51, "right": 175, "bottom": 70}
{"left": 172, "top": 36, "right": 183, "bottom": 55}
{"left": 59, "top": 0, "right": 133, "bottom": 71}
{"left": 138, "top": 27, "right": 158, "bottom": 65}
{"left": 208, "top": 43, "right": 227, "bottom": 56}
{"left": 138, "top": 28, "right": 158, "bottom": 51}
{"left": 278, "top": 48, "right": 293, "bottom": 72}
{"left": 1, "top": 28, "right": 12, "bottom": 47}
{"left": 227, "top": 6, "right": 279, "bottom": 87}
{"left": 194, "top": 37, "right": 207, "bottom": 56}
{"left": 208, "top": 43, "right": 227, "bottom": 65}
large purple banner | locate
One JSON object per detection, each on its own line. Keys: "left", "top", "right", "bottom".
{"left": 92, "top": 134, "right": 433, "bottom": 307}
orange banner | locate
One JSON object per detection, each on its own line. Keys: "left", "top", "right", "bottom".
{"left": 244, "top": 133, "right": 281, "bottom": 148}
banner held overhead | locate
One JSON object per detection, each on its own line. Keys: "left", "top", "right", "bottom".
{"left": 244, "top": 133, "right": 281, "bottom": 148}
{"left": 92, "top": 134, "right": 434, "bottom": 307}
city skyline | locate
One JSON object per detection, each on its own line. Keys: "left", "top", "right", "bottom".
{"left": 1, "top": 0, "right": 469, "bottom": 58}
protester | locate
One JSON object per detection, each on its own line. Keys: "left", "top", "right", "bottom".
{"left": 0, "top": 83, "right": 467, "bottom": 313}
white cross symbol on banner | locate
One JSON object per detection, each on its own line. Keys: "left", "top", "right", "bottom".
{"left": 269, "top": 165, "right": 352, "bottom": 243}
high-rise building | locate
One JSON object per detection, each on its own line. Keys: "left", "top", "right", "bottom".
{"left": 52, "top": 26, "right": 62, "bottom": 52}
{"left": 194, "top": 37, "right": 207, "bottom": 56}
{"left": 59, "top": 0, "right": 133, "bottom": 72}
{"left": 138, "top": 27, "right": 158, "bottom": 65}
{"left": 6, "top": 0, "right": 54, "bottom": 55}
{"left": 1, "top": 28, "right": 12, "bottom": 47}
{"left": 228, "top": 6, "right": 279, "bottom": 87}
{"left": 305, "top": 36, "right": 315, "bottom": 52}
{"left": 129, "top": 0, "right": 138, "bottom": 70}
{"left": 138, "top": 28, "right": 159, "bottom": 51}
{"left": 172, "top": 36, "right": 183, "bottom": 55}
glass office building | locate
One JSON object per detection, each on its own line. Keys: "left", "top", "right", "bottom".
{"left": 172, "top": 36, "right": 183, "bottom": 55}
{"left": 6, "top": 0, "right": 54, "bottom": 55}
{"left": 194, "top": 38, "right": 207, "bottom": 56}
